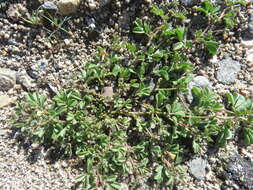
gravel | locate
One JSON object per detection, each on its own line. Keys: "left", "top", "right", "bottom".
{"left": 0, "top": 109, "right": 82, "bottom": 190}
{"left": 0, "top": 0, "right": 253, "bottom": 189}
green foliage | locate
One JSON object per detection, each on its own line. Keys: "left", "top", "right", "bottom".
{"left": 13, "top": 1, "right": 251, "bottom": 189}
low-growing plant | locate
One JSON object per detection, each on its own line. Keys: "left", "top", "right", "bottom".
{"left": 13, "top": 1, "right": 252, "bottom": 189}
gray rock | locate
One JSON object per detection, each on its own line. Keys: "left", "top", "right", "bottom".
{"left": 187, "top": 75, "right": 212, "bottom": 103}
{"left": 189, "top": 157, "right": 208, "bottom": 180}
{"left": 41, "top": 1, "right": 58, "bottom": 10}
{"left": 16, "top": 70, "right": 36, "bottom": 90}
{"left": 216, "top": 58, "right": 241, "bottom": 85}
{"left": 223, "top": 154, "right": 253, "bottom": 189}
{"left": 0, "top": 68, "right": 16, "bottom": 91}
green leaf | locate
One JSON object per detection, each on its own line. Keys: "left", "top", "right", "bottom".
{"left": 151, "top": 146, "right": 162, "bottom": 157}
{"left": 26, "top": 93, "right": 46, "bottom": 107}
{"left": 225, "top": 92, "right": 253, "bottom": 114}
{"left": 175, "top": 27, "right": 185, "bottom": 41}
{"left": 151, "top": 6, "right": 165, "bottom": 17}
{"left": 243, "top": 128, "right": 253, "bottom": 145}
{"left": 216, "top": 127, "right": 232, "bottom": 147}
{"left": 127, "top": 43, "right": 137, "bottom": 53}
{"left": 154, "top": 165, "right": 164, "bottom": 184}
{"left": 166, "top": 102, "right": 185, "bottom": 117}
{"left": 156, "top": 90, "right": 167, "bottom": 107}
{"left": 204, "top": 40, "right": 219, "bottom": 55}
{"left": 173, "top": 42, "right": 184, "bottom": 51}
{"left": 192, "top": 140, "right": 201, "bottom": 153}
{"left": 136, "top": 83, "right": 151, "bottom": 97}
{"left": 112, "top": 65, "right": 122, "bottom": 76}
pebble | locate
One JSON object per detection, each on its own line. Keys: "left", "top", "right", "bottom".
{"left": 181, "top": 0, "right": 198, "bottom": 6}
{"left": 41, "top": 1, "right": 58, "bottom": 11}
{"left": 189, "top": 157, "right": 208, "bottom": 180}
{"left": 57, "top": 0, "right": 80, "bottom": 15}
{"left": 88, "top": 2, "right": 97, "bottom": 10}
{"left": 0, "top": 68, "right": 16, "bottom": 91}
{"left": 101, "top": 86, "right": 114, "bottom": 98}
{"left": 216, "top": 57, "right": 241, "bottom": 85}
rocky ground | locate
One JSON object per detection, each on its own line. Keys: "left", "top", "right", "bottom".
{"left": 0, "top": 0, "right": 253, "bottom": 189}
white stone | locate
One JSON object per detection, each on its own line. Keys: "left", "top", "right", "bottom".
{"left": 88, "top": 2, "right": 97, "bottom": 10}
{"left": 209, "top": 55, "right": 218, "bottom": 64}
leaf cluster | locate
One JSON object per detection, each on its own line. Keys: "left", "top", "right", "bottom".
{"left": 12, "top": 1, "right": 252, "bottom": 189}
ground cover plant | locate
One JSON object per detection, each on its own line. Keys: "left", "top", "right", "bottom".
{"left": 13, "top": 0, "right": 253, "bottom": 189}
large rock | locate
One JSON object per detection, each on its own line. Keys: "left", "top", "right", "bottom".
{"left": 0, "top": 68, "right": 16, "bottom": 91}
{"left": 187, "top": 75, "right": 212, "bottom": 103}
{"left": 216, "top": 57, "right": 241, "bottom": 85}
{"left": 57, "top": 0, "right": 80, "bottom": 15}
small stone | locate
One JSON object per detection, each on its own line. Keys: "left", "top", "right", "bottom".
{"left": 0, "top": 128, "right": 8, "bottom": 136}
{"left": 181, "top": 0, "right": 198, "bottom": 6}
{"left": 210, "top": 55, "right": 219, "bottom": 64}
{"left": 187, "top": 75, "right": 212, "bottom": 103}
{"left": 101, "top": 86, "right": 114, "bottom": 98}
{"left": 0, "top": 94, "right": 15, "bottom": 108}
{"left": 88, "top": 2, "right": 97, "bottom": 10}
{"left": 41, "top": 1, "right": 58, "bottom": 10}
{"left": 57, "top": 0, "right": 80, "bottom": 15}
{"left": 61, "top": 161, "right": 68, "bottom": 168}
{"left": 0, "top": 68, "right": 16, "bottom": 91}
{"left": 189, "top": 157, "right": 207, "bottom": 180}
{"left": 216, "top": 57, "right": 241, "bottom": 85}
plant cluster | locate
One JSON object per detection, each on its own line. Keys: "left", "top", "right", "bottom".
{"left": 13, "top": 0, "right": 252, "bottom": 189}
{"left": 22, "top": 6, "right": 71, "bottom": 39}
